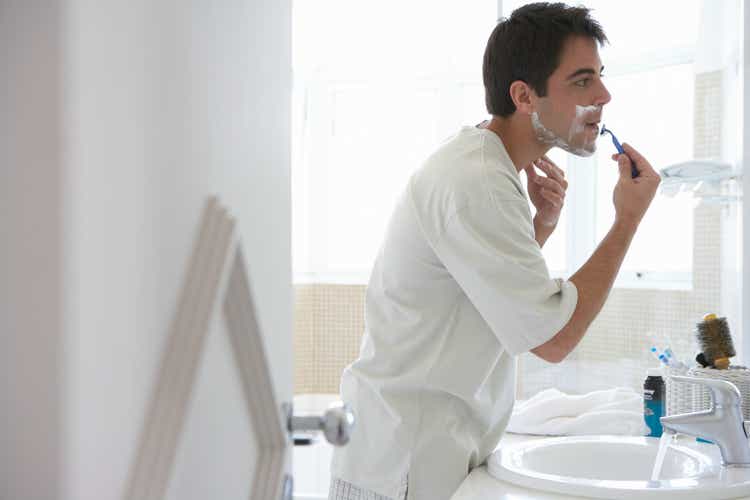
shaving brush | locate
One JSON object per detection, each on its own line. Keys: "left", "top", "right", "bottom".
{"left": 695, "top": 313, "right": 736, "bottom": 369}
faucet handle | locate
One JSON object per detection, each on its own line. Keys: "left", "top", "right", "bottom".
{"left": 670, "top": 375, "right": 742, "bottom": 407}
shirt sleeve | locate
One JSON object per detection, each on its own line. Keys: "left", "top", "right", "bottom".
{"left": 432, "top": 199, "right": 578, "bottom": 356}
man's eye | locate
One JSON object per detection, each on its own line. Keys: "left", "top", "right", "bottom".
{"left": 575, "top": 79, "right": 589, "bottom": 87}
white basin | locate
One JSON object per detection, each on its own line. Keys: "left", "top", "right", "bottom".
{"left": 488, "top": 435, "right": 750, "bottom": 499}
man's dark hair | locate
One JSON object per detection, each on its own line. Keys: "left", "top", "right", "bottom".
{"left": 483, "top": 2, "right": 608, "bottom": 117}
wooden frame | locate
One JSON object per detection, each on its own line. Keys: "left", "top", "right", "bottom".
{"left": 124, "top": 197, "right": 288, "bottom": 500}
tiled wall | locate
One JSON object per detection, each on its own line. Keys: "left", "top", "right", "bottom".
{"left": 294, "top": 284, "right": 365, "bottom": 394}
{"left": 292, "top": 210, "right": 722, "bottom": 396}
{"left": 516, "top": 205, "right": 722, "bottom": 398}
{"left": 293, "top": 71, "right": 733, "bottom": 397}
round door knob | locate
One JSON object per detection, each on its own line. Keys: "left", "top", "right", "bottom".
{"left": 321, "top": 402, "right": 355, "bottom": 446}
{"left": 286, "top": 401, "right": 355, "bottom": 446}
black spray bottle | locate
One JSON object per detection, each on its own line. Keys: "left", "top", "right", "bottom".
{"left": 643, "top": 368, "right": 665, "bottom": 437}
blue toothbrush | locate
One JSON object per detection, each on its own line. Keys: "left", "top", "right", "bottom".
{"left": 600, "top": 124, "right": 639, "bottom": 178}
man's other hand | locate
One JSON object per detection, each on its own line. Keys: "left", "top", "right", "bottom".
{"left": 524, "top": 155, "right": 568, "bottom": 228}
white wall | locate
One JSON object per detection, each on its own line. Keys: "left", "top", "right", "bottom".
{"left": 0, "top": 1, "right": 291, "bottom": 499}
{"left": 744, "top": 0, "right": 750, "bottom": 363}
{"left": 0, "top": 3, "right": 65, "bottom": 499}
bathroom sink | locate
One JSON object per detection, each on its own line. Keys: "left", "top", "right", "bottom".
{"left": 488, "top": 435, "right": 750, "bottom": 499}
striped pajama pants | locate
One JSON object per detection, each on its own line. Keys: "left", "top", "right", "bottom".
{"left": 328, "top": 475, "right": 409, "bottom": 500}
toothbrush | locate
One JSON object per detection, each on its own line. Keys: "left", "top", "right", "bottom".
{"left": 649, "top": 346, "right": 670, "bottom": 367}
{"left": 662, "top": 347, "right": 688, "bottom": 371}
{"left": 600, "top": 124, "right": 639, "bottom": 178}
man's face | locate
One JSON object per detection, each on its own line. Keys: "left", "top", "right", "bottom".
{"left": 530, "top": 35, "right": 611, "bottom": 157}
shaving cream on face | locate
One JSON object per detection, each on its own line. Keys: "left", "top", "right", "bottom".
{"left": 531, "top": 104, "right": 601, "bottom": 157}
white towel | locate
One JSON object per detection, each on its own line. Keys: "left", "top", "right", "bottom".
{"left": 506, "top": 387, "right": 650, "bottom": 436}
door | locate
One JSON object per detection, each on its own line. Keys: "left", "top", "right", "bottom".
{"left": 123, "top": 198, "right": 354, "bottom": 499}
{"left": 1, "top": 2, "right": 299, "bottom": 499}
{"left": 122, "top": 198, "right": 289, "bottom": 499}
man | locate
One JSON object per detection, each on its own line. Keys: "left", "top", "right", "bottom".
{"left": 328, "top": 3, "right": 661, "bottom": 499}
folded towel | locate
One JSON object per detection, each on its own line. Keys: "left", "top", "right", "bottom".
{"left": 506, "top": 387, "right": 649, "bottom": 436}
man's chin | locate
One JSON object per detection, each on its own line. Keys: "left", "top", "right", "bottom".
{"left": 573, "top": 146, "right": 596, "bottom": 158}
{"left": 559, "top": 142, "right": 596, "bottom": 157}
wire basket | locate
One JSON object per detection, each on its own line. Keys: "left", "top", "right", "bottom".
{"left": 665, "top": 365, "right": 750, "bottom": 420}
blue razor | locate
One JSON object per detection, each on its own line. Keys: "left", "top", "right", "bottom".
{"left": 600, "top": 124, "right": 639, "bottom": 178}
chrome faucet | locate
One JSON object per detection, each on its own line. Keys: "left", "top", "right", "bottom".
{"left": 660, "top": 376, "right": 750, "bottom": 467}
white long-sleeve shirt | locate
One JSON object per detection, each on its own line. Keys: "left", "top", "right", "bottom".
{"left": 330, "top": 126, "right": 578, "bottom": 499}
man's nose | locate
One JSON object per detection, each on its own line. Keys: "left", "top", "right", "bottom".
{"left": 594, "top": 80, "right": 612, "bottom": 107}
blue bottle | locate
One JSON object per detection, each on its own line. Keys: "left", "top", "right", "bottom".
{"left": 644, "top": 368, "right": 665, "bottom": 437}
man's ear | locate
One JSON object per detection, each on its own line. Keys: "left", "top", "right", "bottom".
{"left": 509, "top": 80, "right": 535, "bottom": 115}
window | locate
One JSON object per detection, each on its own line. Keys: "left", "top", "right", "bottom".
{"left": 502, "top": 0, "right": 702, "bottom": 288}
{"left": 594, "top": 64, "right": 695, "bottom": 284}
{"left": 291, "top": 0, "right": 745, "bottom": 408}
{"left": 292, "top": 0, "right": 496, "bottom": 283}
{"left": 294, "top": 0, "right": 706, "bottom": 287}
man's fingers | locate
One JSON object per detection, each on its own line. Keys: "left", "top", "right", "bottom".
{"left": 621, "top": 143, "right": 657, "bottom": 176}
{"left": 621, "top": 143, "right": 646, "bottom": 163}
{"left": 534, "top": 175, "right": 566, "bottom": 196}
{"left": 535, "top": 157, "right": 563, "bottom": 179}
{"left": 541, "top": 188, "right": 563, "bottom": 208}
{"left": 540, "top": 155, "right": 565, "bottom": 180}
{"left": 616, "top": 154, "right": 632, "bottom": 179}
{"left": 524, "top": 163, "right": 538, "bottom": 179}
{"left": 534, "top": 158, "right": 568, "bottom": 189}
